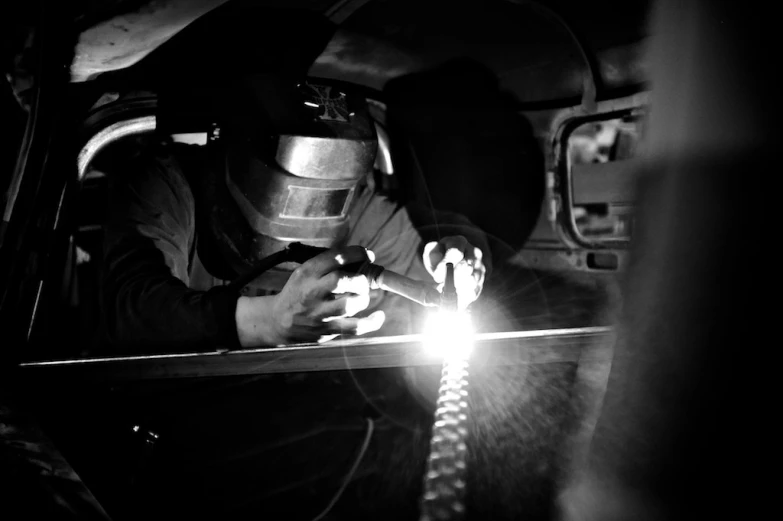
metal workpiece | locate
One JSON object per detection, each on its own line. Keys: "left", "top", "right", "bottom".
{"left": 419, "top": 354, "right": 471, "bottom": 521}
{"left": 17, "top": 326, "right": 613, "bottom": 381}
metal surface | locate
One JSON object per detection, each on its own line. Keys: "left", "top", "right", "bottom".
{"left": 224, "top": 81, "right": 375, "bottom": 246}
{"left": 276, "top": 135, "right": 377, "bottom": 179}
{"left": 77, "top": 115, "right": 157, "bottom": 179}
{"left": 17, "top": 326, "right": 613, "bottom": 381}
{"left": 225, "top": 158, "right": 356, "bottom": 243}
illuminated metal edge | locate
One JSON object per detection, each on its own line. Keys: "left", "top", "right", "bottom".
{"left": 18, "top": 326, "right": 614, "bottom": 381}
{"left": 77, "top": 115, "right": 157, "bottom": 180}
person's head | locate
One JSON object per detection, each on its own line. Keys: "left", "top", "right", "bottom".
{"left": 205, "top": 76, "right": 379, "bottom": 283}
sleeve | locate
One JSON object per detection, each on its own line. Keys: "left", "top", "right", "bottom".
{"left": 101, "top": 143, "right": 240, "bottom": 352}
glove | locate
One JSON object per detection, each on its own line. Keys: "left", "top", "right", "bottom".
{"left": 236, "top": 245, "right": 385, "bottom": 346}
{"left": 422, "top": 235, "right": 486, "bottom": 310}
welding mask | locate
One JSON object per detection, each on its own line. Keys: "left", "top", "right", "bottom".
{"left": 194, "top": 76, "right": 378, "bottom": 288}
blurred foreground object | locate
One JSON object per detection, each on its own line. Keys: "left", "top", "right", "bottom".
{"left": 558, "top": 1, "right": 773, "bottom": 520}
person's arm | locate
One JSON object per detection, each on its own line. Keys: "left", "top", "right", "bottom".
{"left": 102, "top": 142, "right": 241, "bottom": 352}
{"left": 103, "top": 142, "right": 384, "bottom": 350}
{"left": 347, "top": 186, "right": 491, "bottom": 327}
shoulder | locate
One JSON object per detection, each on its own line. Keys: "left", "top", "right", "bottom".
{"left": 106, "top": 137, "right": 205, "bottom": 210}
{"left": 119, "top": 137, "right": 211, "bottom": 181}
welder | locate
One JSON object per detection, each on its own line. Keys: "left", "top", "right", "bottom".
{"left": 100, "top": 29, "right": 489, "bottom": 353}
{"left": 93, "top": 10, "right": 495, "bottom": 520}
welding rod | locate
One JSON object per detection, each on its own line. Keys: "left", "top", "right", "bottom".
{"left": 441, "top": 263, "right": 458, "bottom": 311}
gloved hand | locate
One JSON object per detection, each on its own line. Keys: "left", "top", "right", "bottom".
{"left": 423, "top": 235, "right": 486, "bottom": 310}
{"left": 235, "top": 245, "right": 385, "bottom": 347}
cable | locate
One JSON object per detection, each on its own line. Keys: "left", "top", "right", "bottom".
{"left": 309, "top": 417, "right": 375, "bottom": 521}
{"left": 227, "top": 249, "right": 291, "bottom": 293}
{"left": 227, "top": 243, "right": 328, "bottom": 293}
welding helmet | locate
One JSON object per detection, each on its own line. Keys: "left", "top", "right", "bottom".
{"left": 194, "top": 76, "right": 378, "bottom": 287}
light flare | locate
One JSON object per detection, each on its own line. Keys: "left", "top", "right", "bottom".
{"left": 422, "top": 309, "right": 475, "bottom": 360}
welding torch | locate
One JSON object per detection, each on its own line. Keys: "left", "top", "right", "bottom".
{"left": 228, "top": 242, "right": 446, "bottom": 308}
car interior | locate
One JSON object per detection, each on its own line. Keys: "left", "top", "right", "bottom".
{"left": 21, "top": 6, "right": 645, "bottom": 362}
{"left": 0, "top": 1, "right": 682, "bottom": 520}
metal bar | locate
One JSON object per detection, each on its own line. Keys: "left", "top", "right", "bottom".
{"left": 77, "top": 116, "right": 156, "bottom": 179}
{"left": 17, "top": 326, "right": 613, "bottom": 381}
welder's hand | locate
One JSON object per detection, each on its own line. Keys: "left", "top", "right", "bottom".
{"left": 236, "top": 246, "right": 385, "bottom": 347}
{"left": 423, "top": 236, "right": 486, "bottom": 310}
